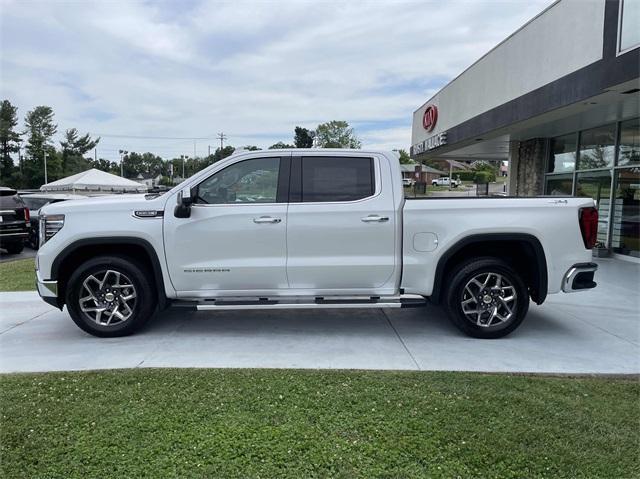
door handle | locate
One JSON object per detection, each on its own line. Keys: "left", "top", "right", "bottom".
{"left": 361, "top": 215, "right": 389, "bottom": 223}
{"left": 253, "top": 216, "right": 282, "bottom": 224}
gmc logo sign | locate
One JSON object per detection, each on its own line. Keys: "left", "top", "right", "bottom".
{"left": 422, "top": 105, "right": 438, "bottom": 132}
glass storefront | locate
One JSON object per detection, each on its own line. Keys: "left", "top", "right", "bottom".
{"left": 545, "top": 117, "right": 640, "bottom": 258}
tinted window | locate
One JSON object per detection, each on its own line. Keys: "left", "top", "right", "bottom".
{"left": 548, "top": 134, "right": 577, "bottom": 173}
{"left": 578, "top": 124, "right": 616, "bottom": 170}
{"left": 22, "top": 197, "right": 50, "bottom": 211}
{"left": 301, "top": 157, "right": 374, "bottom": 202}
{"left": 195, "top": 157, "right": 280, "bottom": 204}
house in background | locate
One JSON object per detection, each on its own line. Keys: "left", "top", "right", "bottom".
{"left": 129, "top": 172, "right": 162, "bottom": 189}
{"left": 400, "top": 163, "right": 445, "bottom": 184}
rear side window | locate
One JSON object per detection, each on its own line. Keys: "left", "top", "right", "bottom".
{"left": 301, "top": 157, "right": 374, "bottom": 202}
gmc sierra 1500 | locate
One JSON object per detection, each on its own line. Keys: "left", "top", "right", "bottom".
{"left": 35, "top": 149, "right": 598, "bottom": 338}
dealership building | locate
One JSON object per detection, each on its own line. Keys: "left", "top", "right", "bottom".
{"left": 411, "top": 0, "right": 639, "bottom": 259}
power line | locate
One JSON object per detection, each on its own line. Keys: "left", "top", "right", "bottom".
{"left": 90, "top": 132, "right": 218, "bottom": 140}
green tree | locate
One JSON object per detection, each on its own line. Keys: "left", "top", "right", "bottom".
{"left": 268, "top": 141, "right": 294, "bottom": 149}
{"left": 0, "top": 100, "right": 21, "bottom": 184}
{"left": 23, "top": 106, "right": 60, "bottom": 187}
{"left": 294, "top": 126, "right": 314, "bottom": 148}
{"left": 315, "top": 121, "right": 361, "bottom": 149}
{"left": 242, "top": 145, "right": 261, "bottom": 151}
{"left": 89, "top": 158, "right": 119, "bottom": 174}
{"left": 122, "top": 152, "right": 164, "bottom": 178}
{"left": 60, "top": 128, "right": 100, "bottom": 176}
{"left": 395, "top": 149, "right": 412, "bottom": 164}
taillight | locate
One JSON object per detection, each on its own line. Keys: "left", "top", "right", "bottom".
{"left": 579, "top": 207, "right": 598, "bottom": 249}
{"left": 24, "top": 207, "right": 30, "bottom": 223}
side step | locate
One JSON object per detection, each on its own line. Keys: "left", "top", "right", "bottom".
{"left": 174, "top": 295, "right": 427, "bottom": 311}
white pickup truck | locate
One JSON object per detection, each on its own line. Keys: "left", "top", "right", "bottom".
{"left": 35, "top": 149, "right": 599, "bottom": 339}
{"left": 432, "top": 176, "right": 461, "bottom": 188}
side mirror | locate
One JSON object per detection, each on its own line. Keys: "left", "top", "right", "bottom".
{"left": 174, "top": 186, "right": 193, "bottom": 218}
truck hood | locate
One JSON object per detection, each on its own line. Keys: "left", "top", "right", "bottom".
{"left": 40, "top": 193, "right": 167, "bottom": 215}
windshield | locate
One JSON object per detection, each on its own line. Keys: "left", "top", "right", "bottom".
{"left": 22, "top": 197, "right": 51, "bottom": 211}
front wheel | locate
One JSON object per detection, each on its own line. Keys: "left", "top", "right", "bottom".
{"left": 65, "top": 255, "right": 156, "bottom": 337}
{"left": 443, "top": 257, "right": 529, "bottom": 339}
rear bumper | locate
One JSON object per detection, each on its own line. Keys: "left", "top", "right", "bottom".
{"left": 562, "top": 262, "right": 598, "bottom": 293}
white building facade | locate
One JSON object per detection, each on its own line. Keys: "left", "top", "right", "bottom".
{"left": 411, "top": 0, "right": 640, "bottom": 259}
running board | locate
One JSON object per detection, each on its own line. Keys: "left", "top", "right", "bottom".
{"left": 174, "top": 295, "right": 427, "bottom": 311}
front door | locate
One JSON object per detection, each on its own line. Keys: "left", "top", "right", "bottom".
{"left": 164, "top": 156, "right": 289, "bottom": 295}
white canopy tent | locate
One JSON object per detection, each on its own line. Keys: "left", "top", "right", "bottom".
{"left": 40, "top": 169, "right": 148, "bottom": 194}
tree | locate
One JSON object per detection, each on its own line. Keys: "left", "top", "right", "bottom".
{"left": 269, "top": 141, "right": 294, "bottom": 149}
{"left": 242, "top": 145, "right": 261, "bottom": 151}
{"left": 60, "top": 128, "right": 100, "bottom": 176}
{"left": 395, "top": 149, "right": 412, "bottom": 164}
{"left": 0, "top": 100, "right": 21, "bottom": 184}
{"left": 315, "top": 121, "right": 361, "bottom": 149}
{"left": 89, "top": 158, "right": 119, "bottom": 174}
{"left": 121, "top": 152, "right": 164, "bottom": 178}
{"left": 23, "top": 106, "right": 59, "bottom": 187}
{"left": 294, "top": 126, "right": 314, "bottom": 148}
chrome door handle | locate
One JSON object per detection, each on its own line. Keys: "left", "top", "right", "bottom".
{"left": 361, "top": 215, "right": 389, "bottom": 223}
{"left": 253, "top": 216, "right": 281, "bottom": 224}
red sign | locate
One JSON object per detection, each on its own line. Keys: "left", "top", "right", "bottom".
{"left": 422, "top": 105, "right": 438, "bottom": 132}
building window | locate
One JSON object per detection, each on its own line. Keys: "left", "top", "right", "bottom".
{"left": 577, "top": 124, "right": 616, "bottom": 170}
{"left": 612, "top": 168, "right": 640, "bottom": 257}
{"left": 619, "top": 0, "right": 640, "bottom": 53}
{"left": 618, "top": 118, "right": 640, "bottom": 166}
{"left": 576, "top": 170, "right": 613, "bottom": 246}
{"left": 548, "top": 134, "right": 577, "bottom": 173}
{"left": 545, "top": 174, "right": 573, "bottom": 195}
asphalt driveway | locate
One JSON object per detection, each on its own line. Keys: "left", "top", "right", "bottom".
{"left": 0, "top": 257, "right": 638, "bottom": 374}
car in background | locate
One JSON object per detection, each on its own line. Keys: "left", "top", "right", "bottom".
{"left": 402, "top": 178, "right": 416, "bottom": 187}
{"left": 21, "top": 193, "right": 84, "bottom": 249}
{"left": 432, "top": 176, "right": 460, "bottom": 188}
{"left": 0, "top": 187, "right": 29, "bottom": 254}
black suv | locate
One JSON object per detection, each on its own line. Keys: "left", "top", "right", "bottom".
{"left": 0, "top": 187, "right": 29, "bottom": 254}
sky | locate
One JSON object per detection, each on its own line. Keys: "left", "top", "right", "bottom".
{"left": 1, "top": 0, "right": 553, "bottom": 161}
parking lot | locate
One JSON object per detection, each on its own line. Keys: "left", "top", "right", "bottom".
{"left": 0, "top": 257, "right": 637, "bottom": 375}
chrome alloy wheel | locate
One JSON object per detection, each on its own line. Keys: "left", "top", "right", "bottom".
{"left": 79, "top": 269, "right": 137, "bottom": 326}
{"left": 460, "top": 272, "right": 517, "bottom": 328}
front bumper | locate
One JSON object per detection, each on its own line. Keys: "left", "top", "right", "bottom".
{"left": 562, "top": 263, "right": 598, "bottom": 293}
{"left": 36, "top": 269, "right": 59, "bottom": 308}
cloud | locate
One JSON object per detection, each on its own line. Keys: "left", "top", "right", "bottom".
{"left": 0, "top": 0, "right": 553, "bottom": 159}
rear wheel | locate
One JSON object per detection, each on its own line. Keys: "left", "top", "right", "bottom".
{"left": 65, "top": 255, "right": 156, "bottom": 337}
{"left": 444, "top": 257, "right": 529, "bottom": 339}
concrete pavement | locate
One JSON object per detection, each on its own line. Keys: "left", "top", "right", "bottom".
{"left": 0, "top": 257, "right": 638, "bottom": 374}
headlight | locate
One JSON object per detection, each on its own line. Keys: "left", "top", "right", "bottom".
{"left": 39, "top": 214, "right": 65, "bottom": 246}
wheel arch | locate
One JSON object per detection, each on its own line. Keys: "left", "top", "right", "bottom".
{"left": 51, "top": 237, "right": 168, "bottom": 310}
{"left": 431, "top": 233, "right": 548, "bottom": 305}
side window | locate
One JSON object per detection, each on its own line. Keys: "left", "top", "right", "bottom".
{"left": 195, "top": 157, "right": 280, "bottom": 204}
{"left": 301, "top": 157, "right": 374, "bottom": 202}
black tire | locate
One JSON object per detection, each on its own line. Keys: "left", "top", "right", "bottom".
{"left": 65, "top": 255, "right": 156, "bottom": 337}
{"left": 3, "top": 242, "right": 24, "bottom": 254}
{"left": 443, "top": 257, "right": 529, "bottom": 339}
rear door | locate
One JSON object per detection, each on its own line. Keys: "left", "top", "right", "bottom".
{"left": 285, "top": 153, "right": 397, "bottom": 294}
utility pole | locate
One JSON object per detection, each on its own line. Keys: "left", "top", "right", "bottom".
{"left": 119, "top": 150, "right": 128, "bottom": 177}
{"left": 217, "top": 132, "right": 227, "bottom": 153}
{"left": 448, "top": 160, "right": 453, "bottom": 191}
{"left": 208, "top": 145, "right": 211, "bottom": 157}
{"left": 43, "top": 150, "right": 48, "bottom": 185}
{"left": 193, "top": 139, "right": 197, "bottom": 160}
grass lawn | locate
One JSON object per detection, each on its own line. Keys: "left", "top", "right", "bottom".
{"left": 0, "top": 258, "right": 35, "bottom": 292}
{"left": 1, "top": 369, "right": 638, "bottom": 478}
